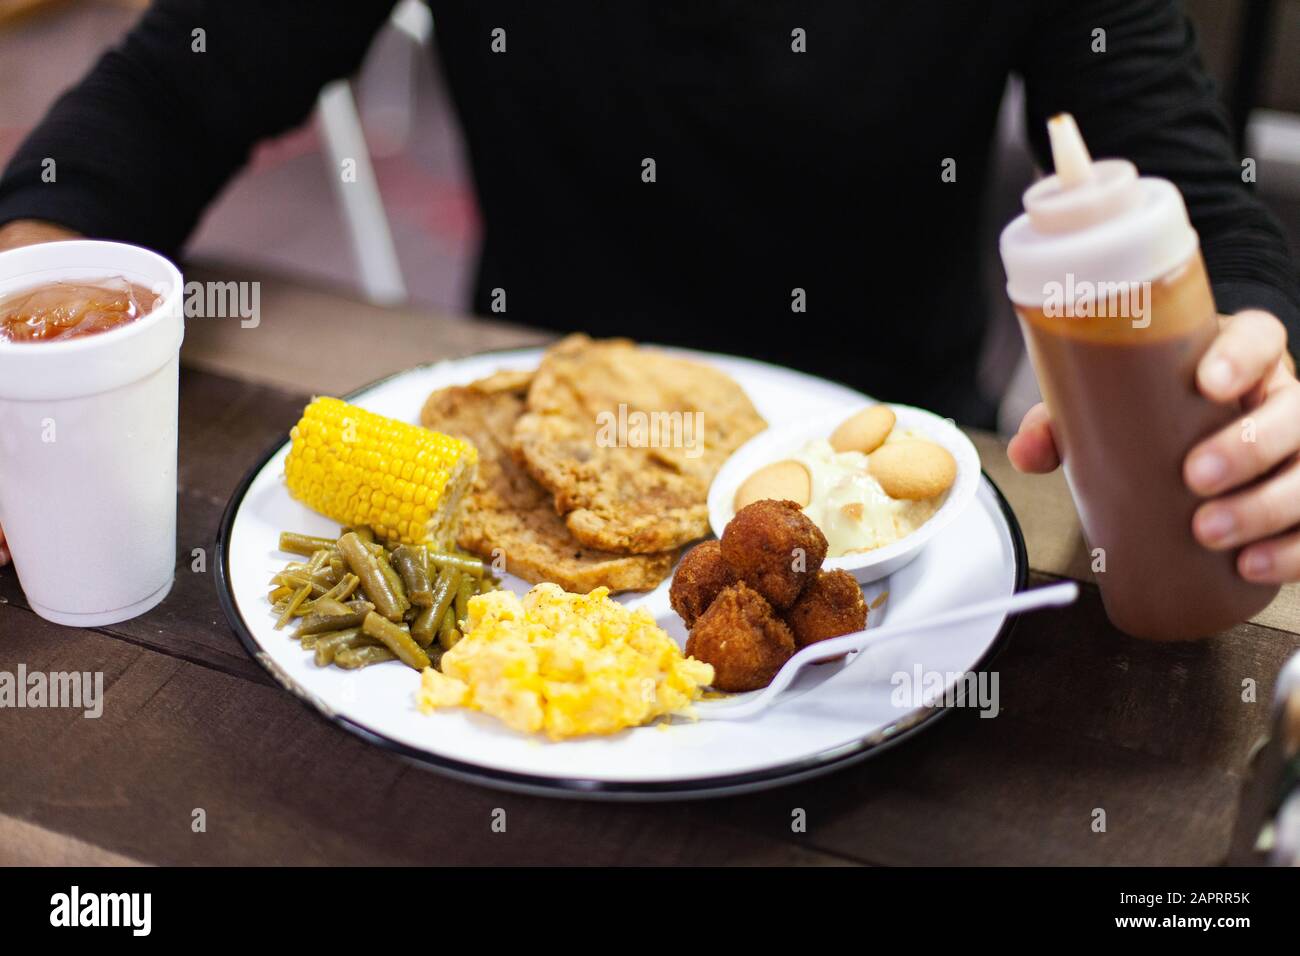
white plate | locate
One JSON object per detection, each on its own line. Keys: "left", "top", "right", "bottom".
{"left": 216, "top": 347, "right": 1026, "bottom": 799}
{"left": 708, "top": 404, "right": 982, "bottom": 584}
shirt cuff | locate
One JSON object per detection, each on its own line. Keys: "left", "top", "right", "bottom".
{"left": 0, "top": 188, "right": 111, "bottom": 245}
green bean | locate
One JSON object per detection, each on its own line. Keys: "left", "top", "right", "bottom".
{"left": 391, "top": 546, "right": 434, "bottom": 607}
{"left": 314, "top": 628, "right": 373, "bottom": 666}
{"left": 454, "top": 574, "right": 475, "bottom": 626}
{"left": 314, "top": 565, "right": 341, "bottom": 589}
{"left": 409, "top": 568, "right": 458, "bottom": 648}
{"left": 275, "top": 582, "right": 312, "bottom": 629}
{"left": 429, "top": 569, "right": 459, "bottom": 627}
{"left": 274, "top": 580, "right": 348, "bottom": 616}
{"left": 311, "top": 595, "right": 353, "bottom": 617}
{"left": 428, "top": 551, "right": 485, "bottom": 577}
{"left": 272, "top": 564, "right": 336, "bottom": 598}
{"left": 376, "top": 552, "right": 410, "bottom": 613}
{"left": 342, "top": 528, "right": 386, "bottom": 557}
{"left": 410, "top": 605, "right": 437, "bottom": 647}
{"left": 303, "top": 624, "right": 362, "bottom": 652}
{"left": 278, "top": 531, "right": 338, "bottom": 557}
{"left": 437, "top": 609, "right": 461, "bottom": 652}
{"left": 294, "top": 602, "right": 375, "bottom": 638}
{"left": 416, "top": 545, "right": 430, "bottom": 578}
{"left": 339, "top": 575, "right": 362, "bottom": 601}
{"left": 361, "top": 612, "right": 430, "bottom": 670}
{"left": 338, "top": 532, "right": 404, "bottom": 622}
{"left": 335, "top": 645, "right": 398, "bottom": 669}
{"left": 307, "top": 573, "right": 359, "bottom": 610}
{"left": 270, "top": 570, "right": 321, "bottom": 594}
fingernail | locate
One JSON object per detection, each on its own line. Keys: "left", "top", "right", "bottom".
{"left": 1188, "top": 452, "right": 1228, "bottom": 490}
{"left": 1198, "top": 507, "right": 1236, "bottom": 543}
{"left": 1241, "top": 549, "right": 1273, "bottom": 580}
{"left": 1203, "top": 357, "right": 1234, "bottom": 393}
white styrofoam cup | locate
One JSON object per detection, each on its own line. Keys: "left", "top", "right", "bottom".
{"left": 0, "top": 240, "right": 185, "bottom": 626}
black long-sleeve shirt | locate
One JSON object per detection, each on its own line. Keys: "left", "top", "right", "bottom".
{"left": 2, "top": 0, "right": 1297, "bottom": 425}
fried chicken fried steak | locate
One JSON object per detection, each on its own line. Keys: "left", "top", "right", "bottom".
{"left": 420, "top": 369, "right": 674, "bottom": 593}
{"left": 511, "top": 335, "right": 766, "bottom": 554}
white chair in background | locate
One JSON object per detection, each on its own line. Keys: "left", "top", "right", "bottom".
{"left": 314, "top": 0, "right": 434, "bottom": 306}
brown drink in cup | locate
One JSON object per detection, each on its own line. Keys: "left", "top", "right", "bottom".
{"left": 1000, "top": 115, "right": 1278, "bottom": 639}
{"left": 0, "top": 278, "right": 161, "bottom": 342}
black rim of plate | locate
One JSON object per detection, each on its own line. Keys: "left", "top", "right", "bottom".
{"left": 214, "top": 353, "right": 1030, "bottom": 800}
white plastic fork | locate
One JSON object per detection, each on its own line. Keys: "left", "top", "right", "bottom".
{"left": 691, "top": 581, "right": 1079, "bottom": 720}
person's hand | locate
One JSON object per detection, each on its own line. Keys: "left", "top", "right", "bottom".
{"left": 0, "top": 219, "right": 79, "bottom": 253}
{"left": 1185, "top": 310, "right": 1300, "bottom": 583}
{"left": 0, "top": 219, "right": 80, "bottom": 567}
{"left": 1008, "top": 309, "right": 1300, "bottom": 584}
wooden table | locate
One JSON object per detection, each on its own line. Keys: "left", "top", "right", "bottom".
{"left": 3, "top": 267, "right": 1298, "bottom": 866}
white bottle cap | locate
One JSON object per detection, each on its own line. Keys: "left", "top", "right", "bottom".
{"left": 1000, "top": 114, "right": 1199, "bottom": 306}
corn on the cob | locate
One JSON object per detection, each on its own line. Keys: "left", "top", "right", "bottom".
{"left": 284, "top": 396, "right": 478, "bottom": 548}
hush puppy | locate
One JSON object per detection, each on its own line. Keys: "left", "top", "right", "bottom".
{"left": 784, "top": 569, "right": 868, "bottom": 648}
{"left": 719, "top": 499, "right": 827, "bottom": 609}
{"left": 686, "top": 582, "right": 796, "bottom": 692}
{"left": 669, "top": 539, "right": 735, "bottom": 627}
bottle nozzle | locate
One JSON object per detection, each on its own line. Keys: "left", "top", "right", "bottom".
{"left": 1022, "top": 114, "right": 1140, "bottom": 233}
{"left": 1048, "top": 114, "right": 1093, "bottom": 188}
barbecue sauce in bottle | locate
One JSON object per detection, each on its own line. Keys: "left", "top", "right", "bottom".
{"left": 999, "top": 115, "right": 1278, "bottom": 639}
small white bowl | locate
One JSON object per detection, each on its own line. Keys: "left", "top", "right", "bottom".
{"left": 707, "top": 404, "right": 982, "bottom": 584}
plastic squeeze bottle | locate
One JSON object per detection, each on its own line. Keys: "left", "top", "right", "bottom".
{"left": 999, "top": 114, "right": 1278, "bottom": 640}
